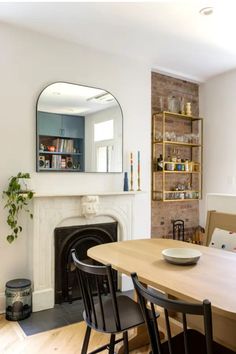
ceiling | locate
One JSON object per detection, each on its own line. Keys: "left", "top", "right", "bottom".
{"left": 1, "top": 1, "right": 236, "bottom": 82}
{"left": 38, "top": 82, "right": 117, "bottom": 116}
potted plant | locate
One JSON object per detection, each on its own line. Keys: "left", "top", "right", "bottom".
{"left": 3, "top": 172, "right": 34, "bottom": 243}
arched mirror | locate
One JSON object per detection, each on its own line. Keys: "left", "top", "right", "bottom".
{"left": 36, "top": 82, "right": 123, "bottom": 172}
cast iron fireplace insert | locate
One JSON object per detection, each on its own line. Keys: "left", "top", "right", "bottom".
{"left": 54, "top": 221, "right": 118, "bottom": 304}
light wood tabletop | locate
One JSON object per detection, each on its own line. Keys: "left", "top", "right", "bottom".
{"left": 88, "top": 238, "right": 236, "bottom": 350}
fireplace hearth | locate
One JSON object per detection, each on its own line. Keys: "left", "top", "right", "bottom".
{"left": 54, "top": 222, "right": 118, "bottom": 304}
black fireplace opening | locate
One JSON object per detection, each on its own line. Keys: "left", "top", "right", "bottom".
{"left": 54, "top": 221, "right": 118, "bottom": 304}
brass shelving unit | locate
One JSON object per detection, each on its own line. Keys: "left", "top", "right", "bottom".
{"left": 152, "top": 111, "right": 203, "bottom": 202}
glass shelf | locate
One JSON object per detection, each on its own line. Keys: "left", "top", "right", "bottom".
{"left": 153, "top": 111, "right": 203, "bottom": 121}
{"left": 163, "top": 198, "right": 200, "bottom": 202}
{"left": 153, "top": 140, "right": 201, "bottom": 147}
{"left": 154, "top": 171, "right": 200, "bottom": 174}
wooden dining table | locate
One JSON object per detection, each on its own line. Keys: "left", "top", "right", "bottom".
{"left": 88, "top": 238, "right": 236, "bottom": 351}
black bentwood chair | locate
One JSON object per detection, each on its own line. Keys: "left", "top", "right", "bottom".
{"left": 172, "top": 219, "right": 185, "bottom": 241}
{"left": 131, "top": 273, "right": 236, "bottom": 354}
{"left": 71, "top": 249, "right": 145, "bottom": 354}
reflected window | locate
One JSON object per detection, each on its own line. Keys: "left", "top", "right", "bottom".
{"left": 94, "top": 120, "right": 114, "bottom": 142}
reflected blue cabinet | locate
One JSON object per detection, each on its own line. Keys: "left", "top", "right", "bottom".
{"left": 62, "top": 115, "right": 84, "bottom": 139}
{"left": 37, "top": 112, "right": 84, "bottom": 138}
{"left": 38, "top": 112, "right": 62, "bottom": 136}
{"left": 37, "top": 111, "right": 85, "bottom": 172}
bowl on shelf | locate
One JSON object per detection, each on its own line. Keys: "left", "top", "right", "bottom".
{"left": 48, "top": 146, "right": 56, "bottom": 152}
{"left": 162, "top": 248, "right": 202, "bottom": 265}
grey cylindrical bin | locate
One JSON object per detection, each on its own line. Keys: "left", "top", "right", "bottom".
{"left": 5, "top": 279, "right": 32, "bottom": 321}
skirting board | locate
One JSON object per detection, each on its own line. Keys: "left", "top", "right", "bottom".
{"left": 33, "top": 279, "right": 133, "bottom": 312}
{"left": 32, "top": 288, "right": 54, "bottom": 312}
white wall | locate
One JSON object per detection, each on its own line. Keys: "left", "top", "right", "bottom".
{"left": 0, "top": 23, "right": 151, "bottom": 311}
{"left": 199, "top": 69, "right": 236, "bottom": 225}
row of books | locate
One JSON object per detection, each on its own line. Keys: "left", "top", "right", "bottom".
{"left": 52, "top": 155, "right": 62, "bottom": 169}
{"left": 52, "top": 138, "right": 75, "bottom": 153}
{"left": 51, "top": 155, "right": 73, "bottom": 169}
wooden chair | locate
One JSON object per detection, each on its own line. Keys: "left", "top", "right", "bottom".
{"left": 131, "top": 272, "right": 236, "bottom": 354}
{"left": 71, "top": 249, "right": 145, "bottom": 354}
{"left": 172, "top": 219, "right": 185, "bottom": 241}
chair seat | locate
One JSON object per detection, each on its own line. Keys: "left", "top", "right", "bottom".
{"left": 84, "top": 294, "right": 144, "bottom": 333}
{"left": 160, "top": 329, "right": 236, "bottom": 354}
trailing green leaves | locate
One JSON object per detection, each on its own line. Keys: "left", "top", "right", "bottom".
{"left": 3, "top": 172, "right": 34, "bottom": 243}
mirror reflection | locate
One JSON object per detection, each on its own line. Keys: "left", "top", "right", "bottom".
{"left": 36, "top": 82, "right": 123, "bottom": 172}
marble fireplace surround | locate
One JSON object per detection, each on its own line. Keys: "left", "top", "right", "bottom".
{"left": 31, "top": 192, "right": 137, "bottom": 312}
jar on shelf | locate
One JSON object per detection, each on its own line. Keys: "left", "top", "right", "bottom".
{"left": 157, "top": 96, "right": 164, "bottom": 112}
{"left": 166, "top": 162, "right": 175, "bottom": 171}
{"left": 157, "top": 154, "right": 163, "bottom": 171}
{"left": 186, "top": 102, "right": 192, "bottom": 116}
{"left": 171, "top": 148, "right": 177, "bottom": 163}
{"left": 176, "top": 164, "right": 182, "bottom": 171}
{"left": 192, "top": 192, "right": 196, "bottom": 199}
{"left": 155, "top": 132, "right": 162, "bottom": 142}
{"left": 176, "top": 135, "right": 184, "bottom": 142}
{"left": 192, "top": 133, "right": 199, "bottom": 144}
{"left": 168, "top": 96, "right": 180, "bottom": 113}
{"left": 165, "top": 132, "right": 171, "bottom": 141}
{"left": 180, "top": 97, "right": 185, "bottom": 114}
{"left": 172, "top": 156, "right": 177, "bottom": 163}
{"left": 185, "top": 160, "right": 189, "bottom": 171}
{"left": 170, "top": 132, "right": 176, "bottom": 141}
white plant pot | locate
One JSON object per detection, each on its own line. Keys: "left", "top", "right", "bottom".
{"left": 18, "top": 178, "right": 32, "bottom": 192}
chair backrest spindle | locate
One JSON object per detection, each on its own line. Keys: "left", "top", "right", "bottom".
{"left": 164, "top": 308, "right": 173, "bottom": 354}
{"left": 95, "top": 275, "right": 106, "bottom": 331}
{"left": 182, "top": 313, "right": 189, "bottom": 354}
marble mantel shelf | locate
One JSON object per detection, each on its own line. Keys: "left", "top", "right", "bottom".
{"left": 33, "top": 191, "right": 145, "bottom": 198}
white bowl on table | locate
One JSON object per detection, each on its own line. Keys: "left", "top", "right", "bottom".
{"left": 162, "top": 248, "right": 202, "bottom": 265}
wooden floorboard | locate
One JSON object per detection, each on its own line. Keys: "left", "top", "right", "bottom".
{"left": 0, "top": 315, "right": 150, "bottom": 354}
{"left": 0, "top": 307, "right": 183, "bottom": 353}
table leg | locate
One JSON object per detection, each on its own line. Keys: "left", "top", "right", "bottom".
{"left": 117, "top": 324, "right": 150, "bottom": 354}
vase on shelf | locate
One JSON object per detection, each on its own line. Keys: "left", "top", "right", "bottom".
{"left": 186, "top": 102, "right": 192, "bottom": 116}
{"left": 123, "top": 172, "right": 129, "bottom": 192}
